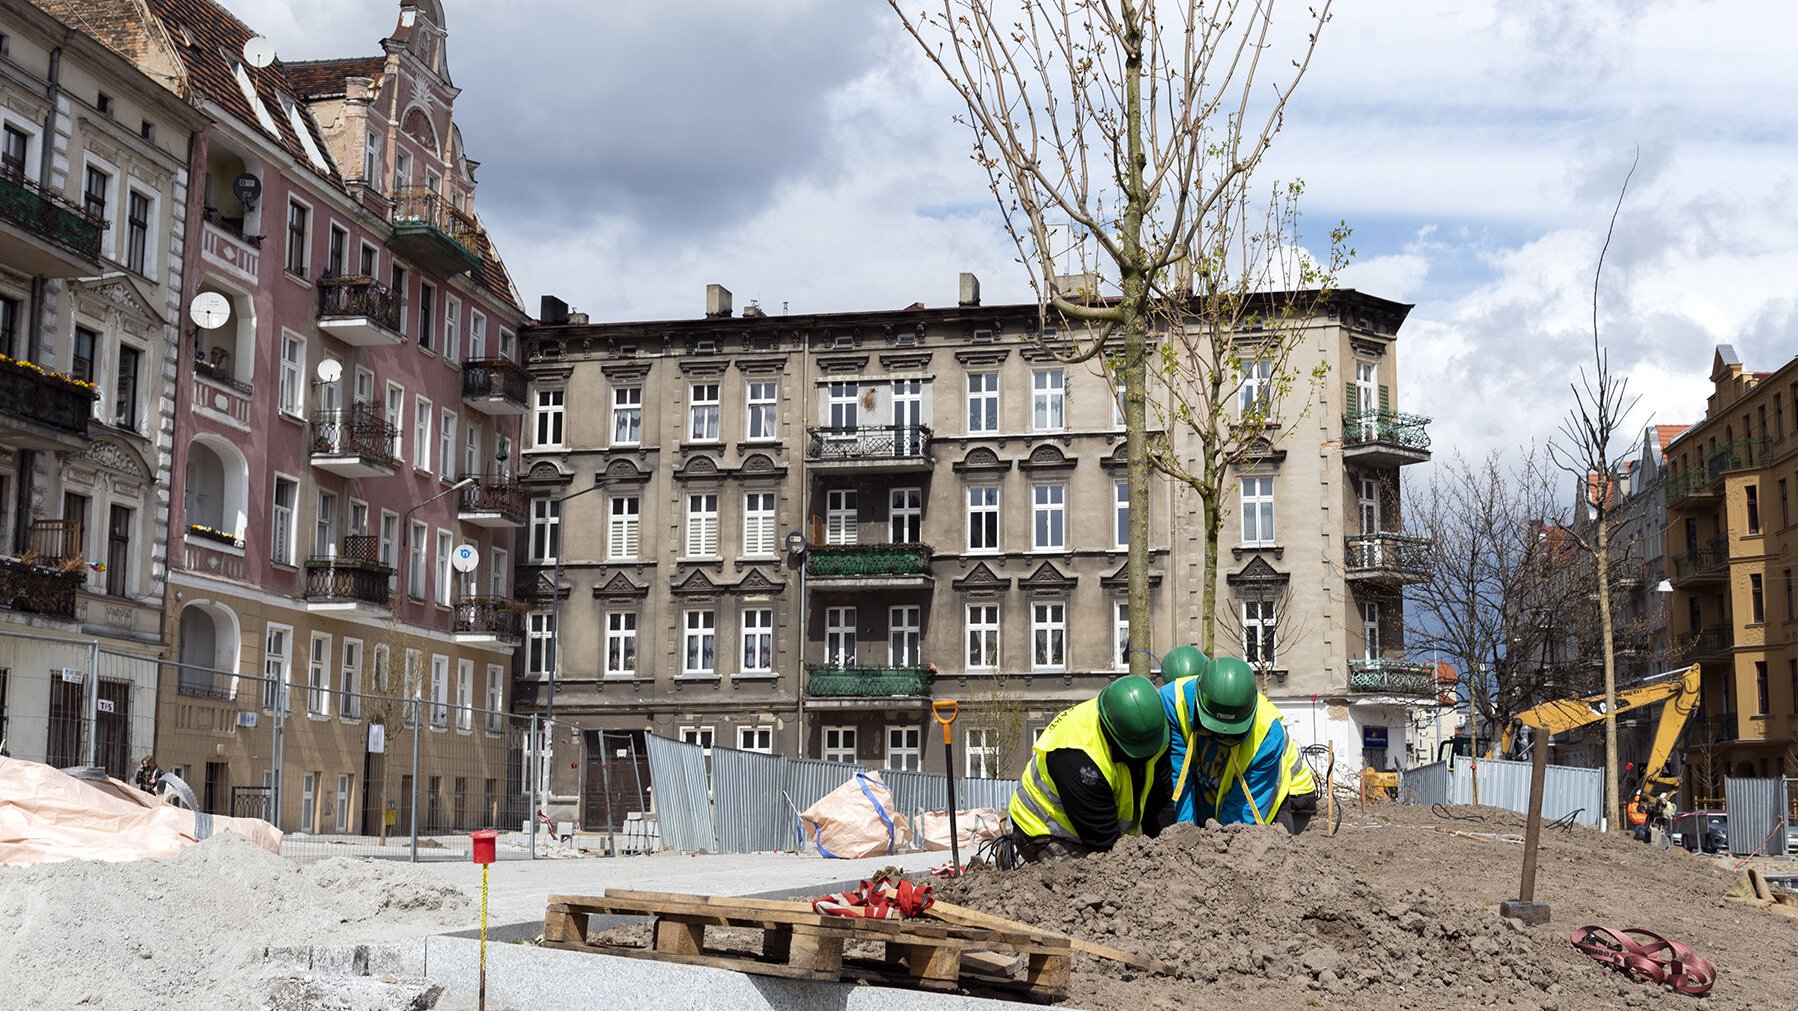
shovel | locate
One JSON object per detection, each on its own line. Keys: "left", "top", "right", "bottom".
{"left": 932, "top": 699, "right": 961, "bottom": 874}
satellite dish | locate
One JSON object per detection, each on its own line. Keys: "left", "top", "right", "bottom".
{"left": 315, "top": 359, "right": 342, "bottom": 384}
{"left": 188, "top": 291, "right": 231, "bottom": 330}
{"left": 232, "top": 173, "right": 262, "bottom": 207}
{"left": 242, "top": 36, "right": 276, "bottom": 69}
{"left": 451, "top": 544, "right": 480, "bottom": 574}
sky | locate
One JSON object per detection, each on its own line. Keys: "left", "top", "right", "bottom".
{"left": 258, "top": 0, "right": 1798, "bottom": 472}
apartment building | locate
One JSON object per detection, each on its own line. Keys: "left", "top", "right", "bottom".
{"left": 519, "top": 280, "right": 1435, "bottom": 824}
{"left": 54, "top": 0, "right": 531, "bottom": 831}
{"left": 0, "top": 0, "right": 204, "bottom": 773}
{"left": 1664, "top": 346, "right": 1798, "bottom": 803}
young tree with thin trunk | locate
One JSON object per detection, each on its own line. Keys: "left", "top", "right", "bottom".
{"left": 888, "top": 0, "right": 1334, "bottom": 674}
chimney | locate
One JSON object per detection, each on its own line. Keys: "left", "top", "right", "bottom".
{"left": 539, "top": 295, "right": 570, "bottom": 326}
{"left": 568, "top": 311, "right": 589, "bottom": 325}
{"left": 958, "top": 272, "right": 981, "bottom": 307}
{"left": 705, "top": 284, "right": 733, "bottom": 318}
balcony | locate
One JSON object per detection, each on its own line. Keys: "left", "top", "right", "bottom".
{"left": 389, "top": 188, "right": 482, "bottom": 278}
{"left": 316, "top": 276, "right": 403, "bottom": 346}
{"left": 1347, "top": 659, "right": 1439, "bottom": 698}
{"left": 1706, "top": 437, "right": 1770, "bottom": 480}
{"left": 1670, "top": 537, "right": 1729, "bottom": 584}
{"left": 805, "top": 425, "right": 933, "bottom": 472}
{"left": 0, "top": 169, "right": 103, "bottom": 275}
{"left": 1677, "top": 623, "right": 1733, "bottom": 661}
{"left": 310, "top": 404, "right": 400, "bottom": 478}
{"left": 0, "top": 355, "right": 96, "bottom": 451}
{"left": 454, "top": 596, "right": 524, "bottom": 645}
{"left": 1341, "top": 411, "right": 1432, "bottom": 467}
{"left": 1664, "top": 467, "right": 1715, "bottom": 507}
{"left": 806, "top": 543, "right": 933, "bottom": 588}
{"left": 461, "top": 357, "right": 529, "bottom": 416}
{"left": 1695, "top": 714, "right": 1740, "bottom": 744}
{"left": 0, "top": 521, "right": 85, "bottom": 620}
{"left": 458, "top": 476, "right": 527, "bottom": 528}
{"left": 805, "top": 663, "right": 931, "bottom": 701}
{"left": 1344, "top": 533, "right": 1432, "bottom": 586}
{"left": 304, "top": 535, "right": 392, "bottom": 612}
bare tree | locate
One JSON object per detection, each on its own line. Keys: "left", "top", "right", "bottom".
{"left": 1218, "top": 572, "right": 1324, "bottom": 690}
{"left": 1547, "top": 153, "right": 1641, "bottom": 832}
{"left": 888, "top": 0, "right": 1334, "bottom": 673}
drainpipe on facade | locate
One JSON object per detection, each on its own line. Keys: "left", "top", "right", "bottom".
{"left": 797, "top": 325, "right": 812, "bottom": 758}
{"left": 27, "top": 46, "right": 62, "bottom": 363}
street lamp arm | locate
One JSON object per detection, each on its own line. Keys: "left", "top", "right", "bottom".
{"left": 399, "top": 476, "right": 478, "bottom": 604}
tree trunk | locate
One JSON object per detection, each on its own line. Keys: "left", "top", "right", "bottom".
{"left": 1200, "top": 486, "right": 1222, "bottom": 655}
{"left": 1596, "top": 511, "right": 1620, "bottom": 832}
{"left": 1121, "top": 3, "right": 1152, "bottom": 680}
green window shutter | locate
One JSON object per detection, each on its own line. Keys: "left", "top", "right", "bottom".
{"left": 1378, "top": 385, "right": 1391, "bottom": 411}
{"left": 1345, "top": 383, "right": 1358, "bottom": 412}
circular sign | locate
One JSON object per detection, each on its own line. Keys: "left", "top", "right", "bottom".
{"left": 451, "top": 543, "right": 480, "bottom": 573}
{"left": 189, "top": 291, "right": 231, "bottom": 329}
{"left": 315, "top": 358, "right": 343, "bottom": 383}
{"left": 232, "top": 172, "right": 262, "bottom": 206}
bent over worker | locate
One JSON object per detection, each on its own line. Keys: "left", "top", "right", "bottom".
{"left": 1006, "top": 675, "right": 1172, "bottom": 864}
{"left": 1159, "top": 656, "right": 1318, "bottom": 833}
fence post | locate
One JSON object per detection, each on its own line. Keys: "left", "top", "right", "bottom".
{"left": 83, "top": 640, "right": 98, "bottom": 767}
{"left": 528, "top": 714, "right": 539, "bottom": 860}
{"left": 409, "top": 691, "right": 421, "bottom": 862}
{"left": 272, "top": 674, "right": 286, "bottom": 830}
{"left": 600, "top": 730, "right": 616, "bottom": 857}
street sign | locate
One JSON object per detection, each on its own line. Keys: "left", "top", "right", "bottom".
{"left": 59, "top": 667, "right": 82, "bottom": 683}
{"left": 368, "top": 723, "right": 385, "bottom": 754}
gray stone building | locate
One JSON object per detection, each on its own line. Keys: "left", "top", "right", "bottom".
{"left": 518, "top": 279, "right": 1436, "bottom": 821}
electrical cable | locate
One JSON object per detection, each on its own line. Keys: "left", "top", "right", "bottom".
{"left": 1432, "top": 803, "right": 1485, "bottom": 822}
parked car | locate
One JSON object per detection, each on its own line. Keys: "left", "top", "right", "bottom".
{"left": 1671, "top": 811, "right": 1728, "bottom": 853}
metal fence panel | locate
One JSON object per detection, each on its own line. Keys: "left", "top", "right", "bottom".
{"left": 643, "top": 734, "right": 716, "bottom": 853}
{"left": 1395, "top": 757, "right": 1602, "bottom": 828}
{"left": 712, "top": 747, "right": 790, "bottom": 853}
{"left": 1726, "top": 777, "right": 1790, "bottom": 856}
{"left": 1398, "top": 761, "right": 1450, "bottom": 806}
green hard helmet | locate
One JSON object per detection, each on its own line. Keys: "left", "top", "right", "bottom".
{"left": 1096, "top": 675, "right": 1171, "bottom": 761}
{"left": 1161, "top": 645, "right": 1210, "bottom": 681}
{"left": 1195, "top": 657, "right": 1257, "bottom": 736}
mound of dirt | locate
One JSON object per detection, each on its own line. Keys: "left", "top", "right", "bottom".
{"left": 942, "top": 803, "right": 1797, "bottom": 1010}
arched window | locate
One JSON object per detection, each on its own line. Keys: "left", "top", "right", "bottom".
{"left": 183, "top": 435, "right": 249, "bottom": 543}
{"left": 176, "top": 602, "right": 240, "bottom": 698}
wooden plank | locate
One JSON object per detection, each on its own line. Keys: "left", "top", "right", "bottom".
{"left": 784, "top": 925, "right": 845, "bottom": 974}
{"left": 1025, "top": 950, "right": 1073, "bottom": 994}
{"left": 959, "top": 950, "right": 1023, "bottom": 978}
{"left": 556, "top": 891, "right": 987, "bottom": 943}
{"left": 888, "top": 941, "right": 963, "bottom": 985}
{"left": 542, "top": 904, "right": 589, "bottom": 945}
{"left": 926, "top": 900, "right": 1171, "bottom": 975}
{"left": 541, "top": 938, "right": 839, "bottom": 982}
{"left": 608, "top": 888, "right": 817, "bottom": 914}
{"left": 652, "top": 917, "right": 705, "bottom": 956}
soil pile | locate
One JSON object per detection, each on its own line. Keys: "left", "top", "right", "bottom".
{"left": 943, "top": 803, "right": 1798, "bottom": 1010}
{"left": 0, "top": 830, "right": 468, "bottom": 1011}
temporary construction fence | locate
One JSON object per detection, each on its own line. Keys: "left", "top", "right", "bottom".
{"left": 1725, "top": 777, "right": 1791, "bottom": 857}
{"left": 643, "top": 734, "right": 1019, "bottom": 855}
{"left": 1399, "top": 756, "right": 1604, "bottom": 829}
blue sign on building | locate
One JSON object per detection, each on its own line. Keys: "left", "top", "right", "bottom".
{"left": 1362, "top": 725, "right": 1389, "bottom": 748}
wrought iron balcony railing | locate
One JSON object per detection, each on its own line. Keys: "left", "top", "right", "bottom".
{"left": 304, "top": 537, "right": 392, "bottom": 607}
{"left": 316, "top": 275, "right": 402, "bottom": 331}
{"left": 0, "top": 168, "right": 103, "bottom": 262}
{"left": 0, "top": 355, "right": 95, "bottom": 438}
{"left": 804, "top": 663, "right": 931, "bottom": 697}
{"left": 0, "top": 555, "right": 82, "bottom": 618}
{"left": 806, "top": 543, "right": 933, "bottom": 578}
{"left": 454, "top": 596, "right": 524, "bottom": 642}
{"left": 461, "top": 357, "right": 529, "bottom": 408}
{"left": 1706, "top": 437, "right": 1770, "bottom": 479}
{"left": 1347, "top": 659, "right": 1439, "bottom": 697}
{"left": 390, "top": 187, "right": 484, "bottom": 274}
{"left": 310, "top": 404, "right": 400, "bottom": 465}
{"left": 1344, "top": 533, "right": 1433, "bottom": 578}
{"left": 805, "top": 425, "right": 932, "bottom": 463}
{"left": 1341, "top": 410, "right": 1432, "bottom": 452}
{"left": 1677, "top": 623, "right": 1733, "bottom": 657}
{"left": 1671, "top": 537, "right": 1729, "bottom": 580}
{"left": 458, "top": 476, "right": 527, "bottom": 523}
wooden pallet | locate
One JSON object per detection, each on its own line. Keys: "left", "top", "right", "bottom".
{"left": 542, "top": 888, "right": 1073, "bottom": 1000}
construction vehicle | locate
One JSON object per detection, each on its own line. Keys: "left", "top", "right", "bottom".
{"left": 1438, "top": 663, "right": 1702, "bottom": 809}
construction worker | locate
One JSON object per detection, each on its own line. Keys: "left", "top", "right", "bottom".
{"left": 1159, "top": 655, "right": 1319, "bottom": 832}
{"left": 1006, "top": 674, "right": 1172, "bottom": 864}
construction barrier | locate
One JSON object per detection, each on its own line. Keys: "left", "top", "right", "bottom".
{"left": 643, "top": 734, "right": 1018, "bottom": 854}
{"left": 1398, "top": 756, "right": 1603, "bottom": 828}
{"left": 1725, "top": 777, "right": 1791, "bottom": 857}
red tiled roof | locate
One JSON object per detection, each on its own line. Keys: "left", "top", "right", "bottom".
{"left": 283, "top": 57, "right": 385, "bottom": 98}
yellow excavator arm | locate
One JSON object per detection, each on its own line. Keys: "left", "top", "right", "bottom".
{"left": 1500, "top": 664, "right": 1702, "bottom": 804}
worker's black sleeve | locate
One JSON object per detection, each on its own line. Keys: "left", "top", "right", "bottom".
{"left": 1140, "top": 754, "right": 1172, "bottom": 839}
{"left": 1043, "top": 748, "right": 1122, "bottom": 849}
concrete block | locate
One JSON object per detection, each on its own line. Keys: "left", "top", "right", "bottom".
{"left": 312, "top": 943, "right": 371, "bottom": 977}
{"left": 262, "top": 974, "right": 444, "bottom": 1011}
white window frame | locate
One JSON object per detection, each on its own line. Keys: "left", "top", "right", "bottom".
{"left": 278, "top": 332, "right": 304, "bottom": 417}
{"left": 469, "top": 310, "right": 487, "bottom": 360}
{"left": 966, "top": 604, "right": 1000, "bottom": 672}
{"left": 889, "top": 487, "right": 922, "bottom": 543}
{"left": 484, "top": 665, "right": 504, "bottom": 733}
{"left": 611, "top": 385, "right": 642, "bottom": 446}
{"left": 1239, "top": 357, "right": 1274, "bottom": 416}
{"left": 262, "top": 623, "right": 292, "bottom": 713}
{"left": 605, "top": 612, "right": 638, "bottom": 677}
{"left": 886, "top": 726, "right": 921, "bottom": 772}
{"left": 825, "top": 489, "right": 857, "bottom": 546}
{"left": 443, "top": 295, "right": 461, "bottom": 364}
{"left": 737, "top": 725, "right": 774, "bottom": 754}
{"left": 967, "top": 372, "right": 999, "bottom": 433}
{"left": 888, "top": 605, "right": 921, "bottom": 666}
{"left": 527, "top": 611, "right": 556, "bottom": 676}
{"left": 679, "top": 725, "right": 716, "bottom": 754}
{"left": 742, "top": 492, "right": 776, "bottom": 557}
{"left": 271, "top": 475, "right": 298, "bottom": 566}
{"left": 607, "top": 495, "right": 639, "bottom": 561}
{"left": 414, "top": 395, "right": 432, "bottom": 474}
{"left": 439, "top": 409, "right": 456, "bottom": 481}
{"left": 340, "top": 638, "right": 364, "bottom": 721}
{"left": 823, "top": 726, "right": 857, "bottom": 763}
{"left": 306, "top": 632, "right": 331, "bottom": 717}
{"left": 533, "top": 388, "right": 565, "bottom": 448}
{"left": 456, "top": 659, "right": 474, "bottom": 732}
{"left": 1031, "top": 601, "right": 1067, "bottom": 672}
{"left": 683, "top": 609, "right": 717, "bottom": 676}
{"left": 434, "top": 529, "right": 453, "bottom": 606}
{"left": 685, "top": 493, "right": 719, "bottom": 558}
{"left": 966, "top": 727, "right": 1000, "bottom": 779}
{"left": 408, "top": 519, "right": 427, "bottom": 600}
{"left": 826, "top": 382, "right": 859, "bottom": 430}
{"left": 489, "top": 546, "right": 508, "bottom": 598}
{"left": 746, "top": 380, "right": 777, "bottom": 441}
{"left": 688, "top": 383, "right": 721, "bottom": 442}
{"left": 1245, "top": 598, "right": 1278, "bottom": 667}
{"left": 379, "top": 511, "right": 398, "bottom": 590}
{"left": 1031, "top": 482, "right": 1066, "bottom": 551}
{"left": 967, "top": 486, "right": 1000, "bottom": 553}
{"left": 1031, "top": 369, "right": 1065, "bottom": 432}
{"left": 429, "top": 654, "right": 450, "bottom": 730}
{"left": 385, "top": 382, "right": 405, "bottom": 461}
{"left": 1113, "top": 600, "right": 1130, "bottom": 670}
{"left": 530, "top": 497, "right": 560, "bottom": 563}
{"left": 1241, "top": 476, "right": 1276, "bottom": 547}
{"left": 1113, "top": 479, "right": 1130, "bottom": 549}
{"left": 741, "top": 607, "right": 774, "bottom": 675}
{"left": 825, "top": 606, "right": 857, "bottom": 666}
{"left": 314, "top": 489, "right": 336, "bottom": 558}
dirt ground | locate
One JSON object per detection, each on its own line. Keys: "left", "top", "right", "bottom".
{"left": 936, "top": 802, "right": 1798, "bottom": 1010}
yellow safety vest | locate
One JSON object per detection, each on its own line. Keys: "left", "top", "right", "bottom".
{"left": 1009, "top": 697, "right": 1163, "bottom": 841}
{"left": 1170, "top": 682, "right": 1316, "bottom": 824}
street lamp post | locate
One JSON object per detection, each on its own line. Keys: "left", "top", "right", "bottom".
{"left": 546, "top": 474, "right": 605, "bottom": 724}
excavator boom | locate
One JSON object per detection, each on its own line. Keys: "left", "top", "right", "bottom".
{"left": 1506, "top": 664, "right": 1702, "bottom": 804}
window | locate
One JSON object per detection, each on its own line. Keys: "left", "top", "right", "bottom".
{"left": 125, "top": 191, "right": 150, "bottom": 274}
{"left": 527, "top": 611, "right": 555, "bottom": 675}
{"left": 611, "top": 386, "right": 641, "bottom": 445}
{"left": 826, "top": 382, "right": 859, "bottom": 429}
{"left": 1787, "top": 568, "right": 1794, "bottom": 622}
{"left": 607, "top": 496, "right": 639, "bottom": 560}
{"left": 1031, "top": 602, "right": 1066, "bottom": 671}
{"left": 413, "top": 396, "right": 432, "bottom": 473}
{"left": 689, "top": 383, "right": 720, "bottom": 441}
{"left": 1241, "top": 477, "right": 1275, "bottom": 546}
{"left": 379, "top": 511, "right": 398, "bottom": 583}
{"left": 439, "top": 411, "right": 456, "bottom": 481}
{"left": 359, "top": 242, "right": 378, "bottom": 277}
{"left": 966, "top": 728, "right": 1000, "bottom": 778}
{"left": 1750, "top": 573, "right": 1765, "bottom": 624}
{"left": 83, "top": 165, "right": 109, "bottom": 223}
{"left": 1756, "top": 661, "right": 1770, "bottom": 715}
{"left": 443, "top": 296, "right": 459, "bottom": 362}
{"left": 533, "top": 388, "right": 564, "bottom": 447}
{"left": 484, "top": 666, "right": 504, "bottom": 732}
{"left": 112, "top": 344, "right": 141, "bottom": 429}
{"left": 743, "top": 492, "right": 776, "bottom": 556}
{"left": 685, "top": 493, "right": 719, "bottom": 557}
{"left": 1113, "top": 480, "right": 1130, "bottom": 549}
{"left": 530, "top": 497, "right": 560, "bottom": 562}
{"left": 279, "top": 335, "right": 303, "bottom": 416}
{"left": 823, "top": 726, "right": 857, "bottom": 763}
{"left": 890, "top": 487, "right": 922, "bottom": 542}
{"left": 327, "top": 224, "right": 346, "bottom": 277}
{"left": 1746, "top": 485, "right": 1760, "bottom": 534}
{"left": 967, "top": 372, "right": 999, "bottom": 433}
{"left": 738, "top": 726, "right": 774, "bottom": 754}
{"left": 966, "top": 604, "right": 999, "bottom": 671}
{"left": 1, "top": 124, "right": 27, "bottom": 178}
{"left": 307, "top": 633, "right": 331, "bottom": 716}
{"left": 886, "top": 727, "right": 921, "bottom": 772}
{"left": 407, "top": 520, "right": 427, "bottom": 599}
{"left": 285, "top": 200, "right": 308, "bottom": 276}
{"left": 679, "top": 726, "right": 715, "bottom": 754}
{"left": 1113, "top": 600, "right": 1130, "bottom": 669}
{"left": 605, "top": 613, "right": 637, "bottom": 676}
{"left": 456, "top": 660, "right": 474, "bottom": 732}
{"left": 394, "top": 149, "right": 411, "bottom": 190}
{"left": 97, "top": 92, "right": 114, "bottom": 116}
{"left": 820, "top": 489, "right": 856, "bottom": 545}
{"left": 1239, "top": 358, "right": 1274, "bottom": 416}
{"left": 385, "top": 383, "right": 405, "bottom": 460}
{"left": 469, "top": 311, "right": 487, "bottom": 359}
{"left": 262, "top": 624, "right": 291, "bottom": 713}
{"left": 746, "top": 380, "right": 777, "bottom": 440}
{"left": 435, "top": 529, "right": 453, "bottom": 606}
{"left": 0, "top": 295, "right": 18, "bottom": 358}
{"left": 489, "top": 547, "right": 508, "bottom": 598}
{"left": 962, "top": 486, "right": 998, "bottom": 552}
{"left": 889, "top": 606, "right": 921, "bottom": 666}
{"left": 683, "top": 610, "right": 716, "bottom": 675}
{"left": 390, "top": 263, "right": 409, "bottom": 332}
{"left": 464, "top": 423, "right": 481, "bottom": 479}
{"left": 741, "top": 608, "right": 774, "bottom": 674}
{"left": 340, "top": 639, "right": 363, "bottom": 721}
{"left": 1032, "top": 483, "right": 1066, "bottom": 550}
{"left": 1244, "top": 599, "right": 1278, "bottom": 666}
{"left": 429, "top": 655, "right": 449, "bottom": 729}
{"left": 71, "top": 325, "right": 95, "bottom": 384}
{"left": 105, "top": 505, "right": 130, "bottom": 597}
{"left": 1032, "top": 369, "right": 1064, "bottom": 431}
{"left": 271, "top": 477, "right": 297, "bottom": 565}
{"left": 313, "top": 489, "right": 336, "bottom": 558}
{"left": 1782, "top": 479, "right": 1790, "bottom": 529}
{"left": 417, "top": 282, "right": 435, "bottom": 351}
{"left": 826, "top": 606, "right": 856, "bottom": 665}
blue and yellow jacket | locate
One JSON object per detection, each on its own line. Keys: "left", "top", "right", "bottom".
{"left": 1159, "top": 676, "right": 1314, "bottom": 825}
